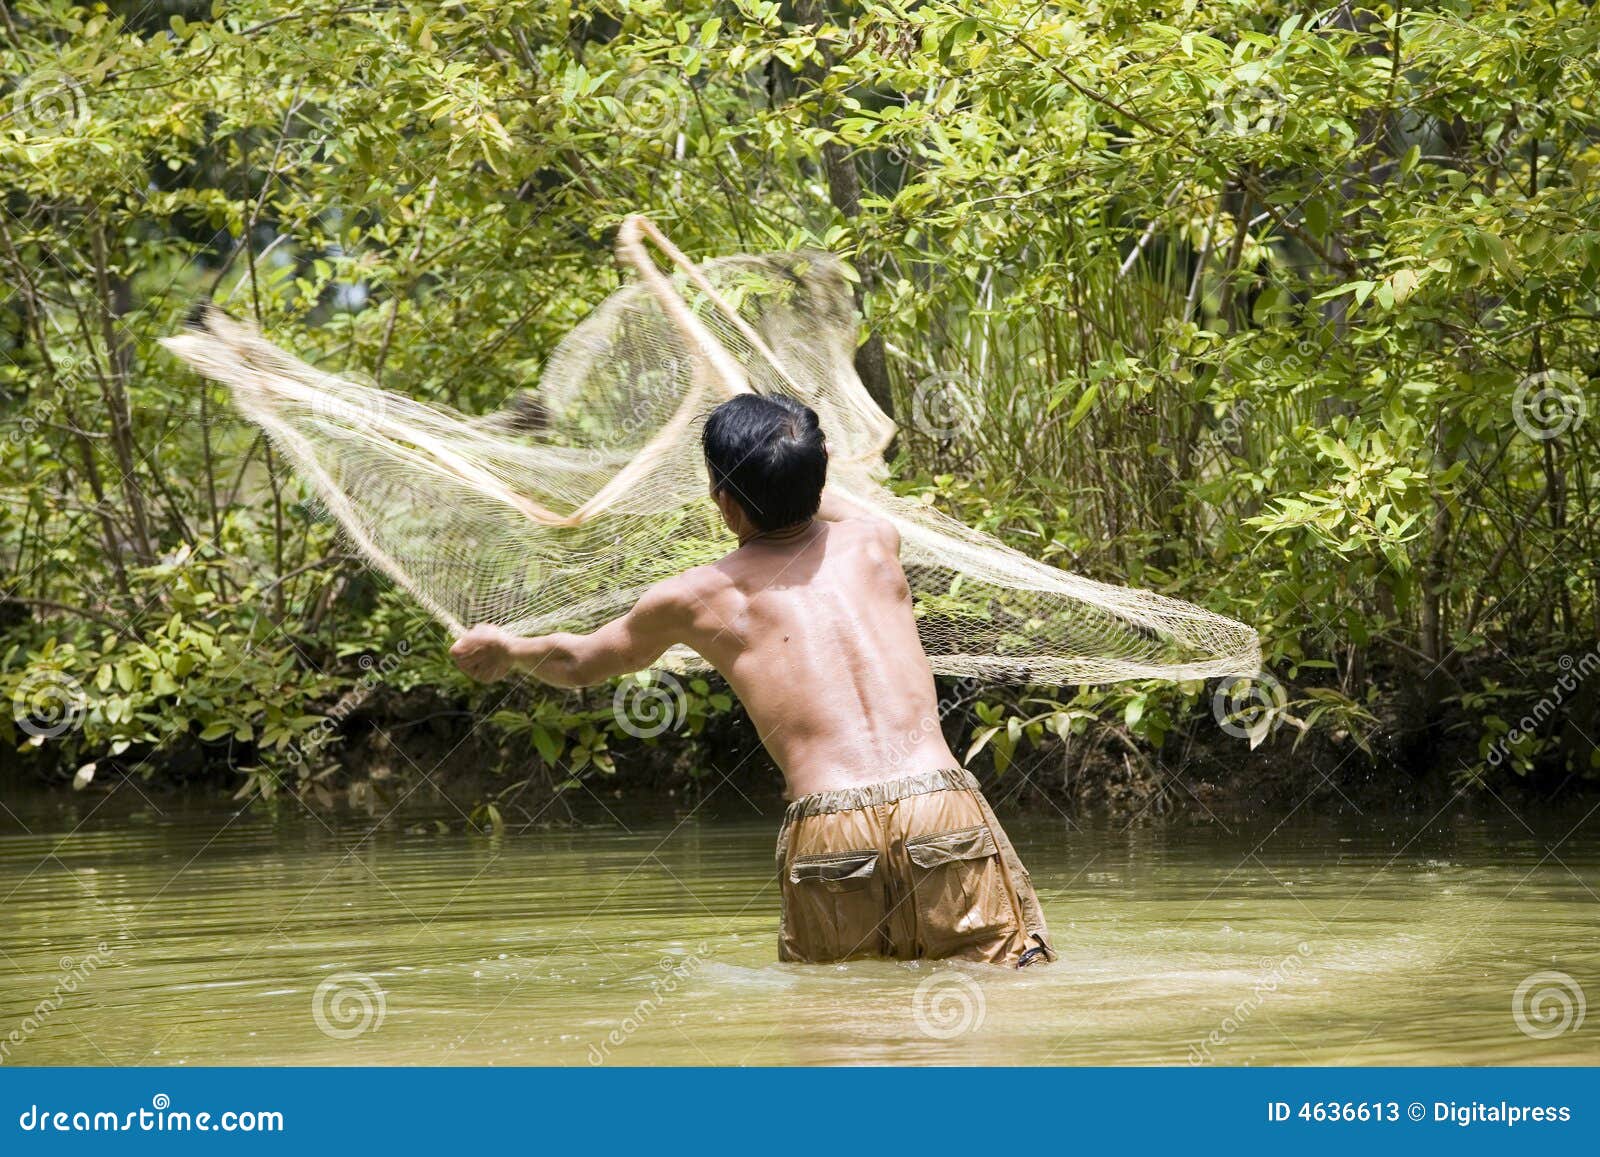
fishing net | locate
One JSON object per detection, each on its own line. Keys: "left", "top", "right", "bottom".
{"left": 161, "top": 216, "right": 1259, "bottom": 683}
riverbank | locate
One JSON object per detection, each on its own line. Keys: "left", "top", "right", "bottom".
{"left": 6, "top": 667, "right": 1596, "bottom": 828}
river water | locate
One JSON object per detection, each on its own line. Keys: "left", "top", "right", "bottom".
{"left": 1, "top": 789, "right": 1595, "bottom": 1066}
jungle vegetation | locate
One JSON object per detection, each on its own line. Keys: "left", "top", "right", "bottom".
{"left": 3, "top": 1, "right": 1599, "bottom": 813}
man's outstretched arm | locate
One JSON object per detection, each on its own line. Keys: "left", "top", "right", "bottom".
{"left": 451, "top": 580, "right": 687, "bottom": 688}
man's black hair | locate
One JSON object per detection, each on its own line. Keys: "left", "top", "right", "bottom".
{"left": 701, "top": 393, "right": 827, "bottom": 532}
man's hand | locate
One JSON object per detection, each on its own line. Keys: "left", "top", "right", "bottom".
{"left": 450, "top": 623, "right": 521, "bottom": 683}
{"left": 448, "top": 579, "right": 689, "bottom": 688}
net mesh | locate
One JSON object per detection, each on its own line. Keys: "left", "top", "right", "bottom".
{"left": 161, "top": 223, "right": 1259, "bottom": 684}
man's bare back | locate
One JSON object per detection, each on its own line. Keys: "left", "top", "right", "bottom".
{"left": 651, "top": 505, "right": 959, "bottom": 797}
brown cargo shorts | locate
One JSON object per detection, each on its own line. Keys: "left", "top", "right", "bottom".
{"left": 775, "top": 767, "right": 1055, "bottom": 967}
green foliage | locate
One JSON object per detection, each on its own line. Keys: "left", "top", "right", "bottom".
{"left": 4, "top": 0, "right": 1600, "bottom": 801}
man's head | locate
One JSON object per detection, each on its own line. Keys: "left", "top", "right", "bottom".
{"left": 701, "top": 393, "right": 827, "bottom": 536}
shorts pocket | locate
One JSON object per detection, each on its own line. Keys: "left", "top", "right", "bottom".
{"left": 905, "top": 825, "right": 1015, "bottom": 956}
{"left": 783, "top": 849, "right": 885, "bottom": 961}
{"left": 790, "top": 849, "right": 879, "bottom": 890}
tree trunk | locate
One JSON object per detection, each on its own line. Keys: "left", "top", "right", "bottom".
{"left": 792, "top": 0, "right": 895, "bottom": 418}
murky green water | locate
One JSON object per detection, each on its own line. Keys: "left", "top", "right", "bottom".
{"left": 2, "top": 789, "right": 1596, "bottom": 1066}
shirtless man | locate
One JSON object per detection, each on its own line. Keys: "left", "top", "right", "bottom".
{"left": 451, "top": 393, "right": 1053, "bottom": 967}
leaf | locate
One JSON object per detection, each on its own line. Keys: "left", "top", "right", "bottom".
{"left": 1246, "top": 715, "right": 1272, "bottom": 750}
{"left": 531, "top": 726, "right": 562, "bottom": 765}
{"left": 1124, "top": 696, "right": 1145, "bottom": 729}
{"left": 1065, "top": 382, "right": 1101, "bottom": 431}
{"left": 1304, "top": 197, "right": 1329, "bottom": 237}
{"left": 965, "top": 724, "right": 998, "bottom": 762}
{"left": 992, "top": 734, "right": 1012, "bottom": 774}
{"left": 938, "top": 18, "right": 979, "bottom": 65}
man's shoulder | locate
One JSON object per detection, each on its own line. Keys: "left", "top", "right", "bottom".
{"left": 643, "top": 564, "right": 731, "bottom": 615}
{"left": 833, "top": 508, "right": 901, "bottom": 551}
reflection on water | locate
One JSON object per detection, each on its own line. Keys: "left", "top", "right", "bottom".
{"left": 1, "top": 788, "right": 1596, "bottom": 1066}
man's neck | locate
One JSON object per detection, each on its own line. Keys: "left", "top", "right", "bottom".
{"left": 737, "top": 518, "right": 815, "bottom": 548}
